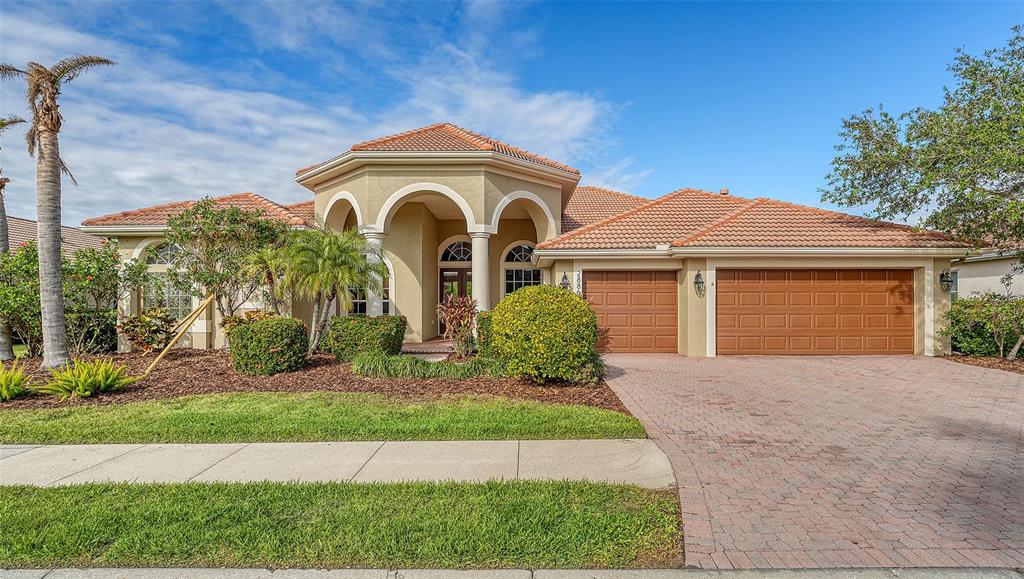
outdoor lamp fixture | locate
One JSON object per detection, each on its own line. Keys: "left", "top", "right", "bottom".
{"left": 939, "top": 269, "right": 954, "bottom": 293}
{"left": 559, "top": 272, "right": 571, "bottom": 291}
{"left": 694, "top": 271, "right": 706, "bottom": 297}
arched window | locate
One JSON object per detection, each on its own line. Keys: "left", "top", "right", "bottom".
{"left": 146, "top": 244, "right": 179, "bottom": 265}
{"left": 440, "top": 241, "right": 472, "bottom": 262}
{"left": 501, "top": 242, "right": 542, "bottom": 297}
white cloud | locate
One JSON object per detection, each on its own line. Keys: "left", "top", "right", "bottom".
{"left": 580, "top": 157, "right": 654, "bottom": 195}
{"left": 0, "top": 2, "right": 626, "bottom": 226}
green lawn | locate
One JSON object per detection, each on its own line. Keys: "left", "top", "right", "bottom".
{"left": 0, "top": 392, "right": 645, "bottom": 444}
{"left": 0, "top": 481, "right": 681, "bottom": 569}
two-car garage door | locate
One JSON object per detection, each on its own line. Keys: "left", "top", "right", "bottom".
{"left": 584, "top": 268, "right": 915, "bottom": 354}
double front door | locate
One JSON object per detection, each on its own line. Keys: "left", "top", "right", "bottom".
{"left": 439, "top": 268, "right": 471, "bottom": 334}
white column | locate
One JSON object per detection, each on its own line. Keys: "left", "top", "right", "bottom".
{"left": 363, "top": 232, "right": 386, "bottom": 316}
{"left": 470, "top": 232, "right": 491, "bottom": 311}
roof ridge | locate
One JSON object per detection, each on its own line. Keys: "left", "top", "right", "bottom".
{"left": 538, "top": 187, "right": 712, "bottom": 249}
{"left": 350, "top": 123, "right": 450, "bottom": 151}
{"left": 82, "top": 198, "right": 195, "bottom": 226}
{"left": 672, "top": 197, "right": 766, "bottom": 247}
{"left": 573, "top": 185, "right": 646, "bottom": 203}
{"left": 220, "top": 192, "right": 308, "bottom": 226}
{"left": 444, "top": 123, "right": 578, "bottom": 173}
{"left": 441, "top": 123, "right": 495, "bottom": 151}
{"left": 760, "top": 197, "right": 954, "bottom": 240}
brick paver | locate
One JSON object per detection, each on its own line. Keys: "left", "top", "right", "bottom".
{"left": 604, "top": 355, "right": 1024, "bottom": 570}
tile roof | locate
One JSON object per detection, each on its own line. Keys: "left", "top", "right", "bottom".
{"left": 296, "top": 123, "right": 580, "bottom": 177}
{"left": 283, "top": 200, "right": 316, "bottom": 225}
{"left": 538, "top": 188, "right": 969, "bottom": 250}
{"left": 562, "top": 186, "right": 648, "bottom": 232}
{"left": 81, "top": 193, "right": 314, "bottom": 227}
{"left": 6, "top": 215, "right": 103, "bottom": 252}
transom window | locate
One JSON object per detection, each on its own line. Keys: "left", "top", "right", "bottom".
{"left": 146, "top": 244, "right": 180, "bottom": 265}
{"left": 440, "top": 241, "right": 472, "bottom": 262}
{"left": 504, "top": 244, "right": 534, "bottom": 263}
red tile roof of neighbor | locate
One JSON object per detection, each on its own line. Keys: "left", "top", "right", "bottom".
{"left": 6, "top": 215, "right": 103, "bottom": 251}
{"left": 562, "top": 186, "right": 648, "bottom": 232}
{"left": 296, "top": 123, "right": 581, "bottom": 177}
{"left": 537, "top": 188, "right": 970, "bottom": 250}
{"left": 81, "top": 192, "right": 314, "bottom": 227}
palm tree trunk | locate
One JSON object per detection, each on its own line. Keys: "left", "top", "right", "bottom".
{"left": 0, "top": 187, "right": 14, "bottom": 361}
{"left": 36, "top": 128, "right": 70, "bottom": 368}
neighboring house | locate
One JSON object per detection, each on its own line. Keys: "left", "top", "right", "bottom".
{"left": 951, "top": 251, "right": 1021, "bottom": 299}
{"left": 82, "top": 122, "right": 972, "bottom": 357}
{"left": 6, "top": 215, "right": 103, "bottom": 252}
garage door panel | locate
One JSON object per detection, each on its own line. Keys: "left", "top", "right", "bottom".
{"left": 717, "top": 269, "right": 914, "bottom": 355}
{"left": 585, "top": 270, "right": 678, "bottom": 353}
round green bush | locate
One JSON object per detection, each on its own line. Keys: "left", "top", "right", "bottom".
{"left": 229, "top": 317, "right": 309, "bottom": 376}
{"left": 490, "top": 285, "right": 603, "bottom": 384}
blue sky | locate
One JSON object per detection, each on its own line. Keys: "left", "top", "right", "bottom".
{"left": 0, "top": 0, "right": 1020, "bottom": 225}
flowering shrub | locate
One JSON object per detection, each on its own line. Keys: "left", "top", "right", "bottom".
{"left": 437, "top": 294, "right": 477, "bottom": 357}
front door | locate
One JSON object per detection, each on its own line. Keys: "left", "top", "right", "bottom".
{"left": 439, "top": 268, "right": 471, "bottom": 334}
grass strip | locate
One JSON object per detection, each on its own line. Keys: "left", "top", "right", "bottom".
{"left": 0, "top": 392, "right": 645, "bottom": 444}
{"left": 0, "top": 480, "right": 681, "bottom": 569}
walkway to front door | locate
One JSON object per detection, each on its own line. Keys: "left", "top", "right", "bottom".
{"left": 604, "top": 354, "right": 1024, "bottom": 569}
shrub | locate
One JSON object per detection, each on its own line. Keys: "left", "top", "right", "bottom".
{"left": 221, "top": 309, "right": 278, "bottom": 338}
{"left": 491, "top": 285, "right": 603, "bottom": 385}
{"left": 229, "top": 317, "right": 309, "bottom": 376}
{"left": 476, "top": 310, "right": 494, "bottom": 357}
{"left": 118, "top": 308, "right": 177, "bottom": 355}
{"left": 32, "top": 358, "right": 136, "bottom": 400}
{"left": 67, "top": 310, "right": 119, "bottom": 356}
{"left": 325, "top": 315, "right": 406, "bottom": 362}
{"left": 352, "top": 352, "right": 506, "bottom": 379}
{"left": 943, "top": 293, "right": 1024, "bottom": 357}
{"left": 437, "top": 294, "right": 477, "bottom": 357}
{"left": 0, "top": 361, "right": 30, "bottom": 402}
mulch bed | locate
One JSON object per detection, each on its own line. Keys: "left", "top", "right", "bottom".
{"left": 942, "top": 354, "right": 1024, "bottom": 376}
{"left": 6, "top": 350, "right": 631, "bottom": 413}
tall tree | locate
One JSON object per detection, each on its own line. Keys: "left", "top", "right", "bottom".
{"left": 0, "top": 115, "right": 26, "bottom": 361}
{"left": 0, "top": 56, "right": 115, "bottom": 367}
{"left": 821, "top": 27, "right": 1024, "bottom": 256}
{"left": 280, "top": 228, "right": 387, "bottom": 355}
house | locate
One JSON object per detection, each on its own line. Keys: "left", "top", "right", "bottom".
{"left": 6, "top": 215, "right": 103, "bottom": 252}
{"left": 82, "top": 122, "right": 972, "bottom": 356}
{"left": 951, "top": 251, "right": 1021, "bottom": 298}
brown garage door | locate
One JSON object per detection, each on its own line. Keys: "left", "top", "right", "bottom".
{"left": 584, "top": 271, "right": 677, "bottom": 352}
{"left": 716, "top": 269, "right": 915, "bottom": 355}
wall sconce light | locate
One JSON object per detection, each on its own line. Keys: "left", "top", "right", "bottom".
{"left": 939, "top": 269, "right": 953, "bottom": 293}
{"left": 559, "top": 272, "right": 571, "bottom": 290}
{"left": 694, "top": 271, "right": 706, "bottom": 297}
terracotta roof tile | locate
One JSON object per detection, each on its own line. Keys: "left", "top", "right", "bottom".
{"left": 562, "top": 186, "right": 648, "bottom": 232}
{"left": 82, "top": 193, "right": 313, "bottom": 227}
{"left": 6, "top": 215, "right": 103, "bottom": 252}
{"left": 297, "top": 123, "right": 579, "bottom": 176}
{"left": 538, "top": 188, "right": 969, "bottom": 250}
{"left": 283, "top": 200, "right": 316, "bottom": 225}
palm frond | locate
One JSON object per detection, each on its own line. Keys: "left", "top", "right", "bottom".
{"left": 59, "top": 157, "right": 78, "bottom": 186}
{"left": 25, "top": 125, "right": 37, "bottom": 157}
{"left": 0, "top": 64, "right": 26, "bottom": 80}
{"left": 51, "top": 55, "right": 115, "bottom": 83}
{"left": 0, "top": 115, "right": 25, "bottom": 132}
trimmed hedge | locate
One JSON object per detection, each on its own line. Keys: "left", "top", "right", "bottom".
{"left": 325, "top": 315, "right": 407, "bottom": 362}
{"left": 490, "top": 285, "right": 604, "bottom": 385}
{"left": 351, "top": 352, "right": 507, "bottom": 380}
{"left": 229, "top": 317, "right": 309, "bottom": 376}
{"left": 476, "top": 310, "right": 494, "bottom": 357}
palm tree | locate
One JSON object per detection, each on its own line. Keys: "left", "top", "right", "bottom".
{"left": 243, "top": 246, "right": 288, "bottom": 315}
{"left": 281, "top": 228, "right": 387, "bottom": 355}
{"left": 1, "top": 56, "right": 115, "bottom": 367}
{"left": 0, "top": 115, "right": 26, "bottom": 361}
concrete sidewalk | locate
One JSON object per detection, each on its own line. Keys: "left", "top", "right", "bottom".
{"left": 0, "top": 439, "right": 674, "bottom": 488}
{"left": 2, "top": 567, "right": 1021, "bottom": 578}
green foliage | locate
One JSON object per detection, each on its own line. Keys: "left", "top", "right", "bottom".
{"left": 0, "top": 361, "right": 30, "bottom": 401}
{"left": 117, "top": 308, "right": 176, "bottom": 355}
{"left": 352, "top": 352, "right": 507, "bottom": 380}
{"left": 490, "top": 285, "right": 603, "bottom": 385}
{"left": 821, "top": 26, "right": 1024, "bottom": 257}
{"left": 476, "top": 310, "right": 494, "bottom": 357}
{"left": 228, "top": 317, "right": 308, "bottom": 376}
{"left": 164, "top": 197, "right": 289, "bottom": 318}
{"left": 325, "top": 315, "right": 406, "bottom": 362}
{"left": 943, "top": 293, "right": 1024, "bottom": 357}
{"left": 220, "top": 309, "right": 277, "bottom": 337}
{"left": 437, "top": 294, "right": 477, "bottom": 357}
{"left": 32, "top": 358, "right": 136, "bottom": 400}
{"left": 0, "top": 240, "right": 147, "bottom": 356}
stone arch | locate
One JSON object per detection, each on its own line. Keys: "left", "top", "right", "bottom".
{"left": 374, "top": 182, "right": 477, "bottom": 233}
{"left": 490, "top": 190, "right": 558, "bottom": 242}
{"left": 323, "top": 190, "right": 363, "bottom": 232}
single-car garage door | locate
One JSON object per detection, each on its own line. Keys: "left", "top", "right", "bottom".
{"left": 584, "top": 271, "right": 677, "bottom": 353}
{"left": 716, "top": 269, "right": 915, "bottom": 355}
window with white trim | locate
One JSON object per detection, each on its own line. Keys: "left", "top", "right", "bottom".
{"left": 348, "top": 277, "right": 390, "bottom": 315}
{"left": 440, "top": 241, "right": 472, "bottom": 262}
{"left": 143, "top": 273, "right": 192, "bottom": 320}
{"left": 502, "top": 244, "right": 542, "bottom": 296}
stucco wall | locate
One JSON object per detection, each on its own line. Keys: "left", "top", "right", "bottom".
{"left": 953, "top": 257, "right": 1020, "bottom": 297}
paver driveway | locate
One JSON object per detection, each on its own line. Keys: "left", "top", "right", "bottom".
{"left": 604, "top": 354, "right": 1024, "bottom": 570}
